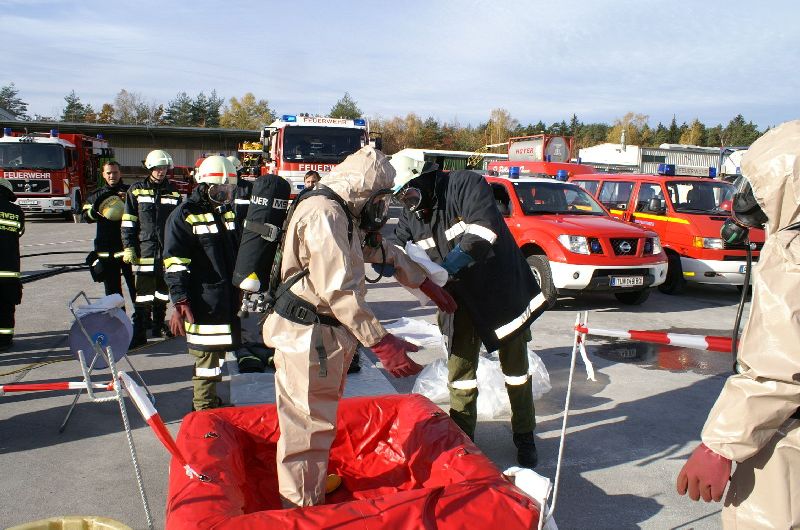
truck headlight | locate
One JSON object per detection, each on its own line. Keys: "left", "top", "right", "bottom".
{"left": 693, "top": 237, "right": 724, "bottom": 249}
{"left": 52, "top": 199, "right": 64, "bottom": 206}
{"left": 558, "top": 234, "right": 590, "bottom": 255}
{"left": 644, "top": 237, "right": 662, "bottom": 254}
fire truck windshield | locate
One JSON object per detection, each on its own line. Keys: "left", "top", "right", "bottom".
{"left": 665, "top": 180, "right": 734, "bottom": 214}
{"left": 513, "top": 181, "right": 606, "bottom": 216}
{"left": 283, "top": 126, "right": 364, "bottom": 164}
{"left": 0, "top": 143, "right": 66, "bottom": 170}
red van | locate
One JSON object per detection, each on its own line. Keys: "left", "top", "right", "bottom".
{"left": 486, "top": 175, "right": 668, "bottom": 305}
{"left": 570, "top": 173, "right": 764, "bottom": 294}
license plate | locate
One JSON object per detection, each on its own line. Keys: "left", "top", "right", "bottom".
{"left": 739, "top": 265, "right": 748, "bottom": 273}
{"left": 610, "top": 276, "right": 644, "bottom": 287}
{"left": 17, "top": 199, "right": 39, "bottom": 205}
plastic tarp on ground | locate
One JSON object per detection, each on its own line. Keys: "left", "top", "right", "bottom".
{"left": 166, "top": 394, "right": 540, "bottom": 529}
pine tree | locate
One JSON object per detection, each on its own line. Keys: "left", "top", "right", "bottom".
{"left": 0, "top": 82, "right": 29, "bottom": 119}
{"left": 61, "top": 90, "right": 87, "bottom": 122}
{"left": 329, "top": 92, "right": 362, "bottom": 119}
{"left": 162, "top": 92, "right": 194, "bottom": 126}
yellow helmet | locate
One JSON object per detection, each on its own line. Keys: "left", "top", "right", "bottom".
{"left": 98, "top": 194, "right": 125, "bottom": 221}
{"left": 144, "top": 149, "right": 174, "bottom": 170}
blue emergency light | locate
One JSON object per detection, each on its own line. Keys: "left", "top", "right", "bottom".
{"left": 509, "top": 166, "right": 520, "bottom": 179}
{"left": 353, "top": 118, "right": 366, "bottom": 126}
{"left": 282, "top": 115, "right": 297, "bottom": 122}
{"left": 657, "top": 163, "right": 676, "bottom": 176}
{"left": 555, "top": 169, "right": 569, "bottom": 181}
{"left": 97, "top": 133, "right": 104, "bottom": 139}
{"left": 708, "top": 167, "right": 717, "bottom": 178}
{"left": 2, "top": 127, "right": 11, "bottom": 137}
{"left": 50, "top": 129, "right": 59, "bottom": 138}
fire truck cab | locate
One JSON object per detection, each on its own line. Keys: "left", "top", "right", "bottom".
{"left": 0, "top": 127, "right": 112, "bottom": 221}
{"left": 260, "top": 114, "right": 373, "bottom": 197}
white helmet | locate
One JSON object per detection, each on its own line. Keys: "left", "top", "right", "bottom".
{"left": 195, "top": 155, "right": 237, "bottom": 185}
{"left": 144, "top": 149, "right": 174, "bottom": 170}
{"left": 389, "top": 151, "right": 438, "bottom": 193}
{"left": 226, "top": 156, "right": 243, "bottom": 171}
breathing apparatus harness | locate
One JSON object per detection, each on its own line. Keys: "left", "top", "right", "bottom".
{"left": 262, "top": 185, "right": 391, "bottom": 376}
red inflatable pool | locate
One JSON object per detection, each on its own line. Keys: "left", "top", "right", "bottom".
{"left": 166, "top": 394, "right": 541, "bottom": 529}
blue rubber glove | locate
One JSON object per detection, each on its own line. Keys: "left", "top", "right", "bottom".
{"left": 441, "top": 244, "right": 475, "bottom": 276}
{"left": 371, "top": 263, "right": 396, "bottom": 277}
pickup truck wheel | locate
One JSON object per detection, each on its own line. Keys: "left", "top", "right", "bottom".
{"left": 527, "top": 255, "right": 557, "bottom": 309}
{"left": 658, "top": 252, "right": 685, "bottom": 295}
{"left": 614, "top": 289, "right": 651, "bottom": 305}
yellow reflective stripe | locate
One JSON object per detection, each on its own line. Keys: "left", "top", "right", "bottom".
{"left": 633, "top": 212, "right": 690, "bottom": 224}
{"left": 164, "top": 256, "right": 191, "bottom": 267}
{"left": 165, "top": 191, "right": 181, "bottom": 198}
{"left": 185, "top": 323, "right": 232, "bottom": 334}
{"left": 223, "top": 211, "right": 235, "bottom": 220}
{"left": 609, "top": 209, "right": 625, "bottom": 215}
{"left": 137, "top": 257, "right": 155, "bottom": 265}
{"left": 122, "top": 213, "right": 138, "bottom": 221}
{"left": 132, "top": 188, "right": 154, "bottom": 196}
{"left": 82, "top": 203, "right": 93, "bottom": 211}
{"left": 0, "top": 328, "right": 14, "bottom": 334}
{"left": 0, "top": 219, "right": 21, "bottom": 229}
{"left": 185, "top": 213, "right": 215, "bottom": 224}
{"left": 0, "top": 271, "right": 21, "bottom": 278}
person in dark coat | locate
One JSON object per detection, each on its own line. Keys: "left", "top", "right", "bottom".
{"left": 0, "top": 178, "right": 24, "bottom": 352}
{"left": 390, "top": 153, "right": 547, "bottom": 468}
{"left": 81, "top": 161, "right": 135, "bottom": 300}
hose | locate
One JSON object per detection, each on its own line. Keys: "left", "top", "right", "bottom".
{"left": 364, "top": 244, "right": 387, "bottom": 284}
{"left": 731, "top": 242, "right": 753, "bottom": 372}
{"left": 21, "top": 250, "right": 88, "bottom": 258}
{"left": 21, "top": 265, "right": 88, "bottom": 284}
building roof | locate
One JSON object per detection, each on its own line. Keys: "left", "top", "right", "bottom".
{"left": 0, "top": 119, "right": 259, "bottom": 139}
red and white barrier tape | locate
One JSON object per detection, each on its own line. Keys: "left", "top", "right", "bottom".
{"left": 117, "top": 372, "right": 205, "bottom": 480}
{"left": 575, "top": 324, "right": 735, "bottom": 353}
{"left": 0, "top": 381, "right": 113, "bottom": 395}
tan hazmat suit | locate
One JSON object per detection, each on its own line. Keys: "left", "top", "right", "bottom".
{"left": 701, "top": 120, "right": 800, "bottom": 528}
{"left": 262, "top": 146, "right": 428, "bottom": 507}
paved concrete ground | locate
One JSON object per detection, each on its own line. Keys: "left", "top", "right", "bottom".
{"left": 0, "top": 219, "right": 745, "bottom": 529}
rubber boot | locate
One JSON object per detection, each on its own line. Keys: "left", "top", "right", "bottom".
{"left": 130, "top": 307, "right": 149, "bottom": 349}
{"left": 513, "top": 432, "right": 539, "bottom": 469}
{"left": 151, "top": 303, "right": 170, "bottom": 338}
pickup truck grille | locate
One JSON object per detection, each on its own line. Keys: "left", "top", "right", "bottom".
{"left": 610, "top": 238, "right": 639, "bottom": 256}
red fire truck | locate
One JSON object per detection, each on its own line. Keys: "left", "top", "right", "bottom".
{"left": 260, "top": 114, "right": 376, "bottom": 197}
{"left": 0, "top": 127, "right": 113, "bottom": 221}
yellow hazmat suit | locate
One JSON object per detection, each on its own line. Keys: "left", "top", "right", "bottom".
{"left": 262, "top": 146, "right": 427, "bottom": 507}
{"left": 701, "top": 120, "right": 800, "bottom": 527}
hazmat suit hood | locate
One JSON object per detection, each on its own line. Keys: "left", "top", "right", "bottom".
{"left": 320, "top": 146, "right": 395, "bottom": 218}
{"left": 740, "top": 119, "right": 800, "bottom": 234}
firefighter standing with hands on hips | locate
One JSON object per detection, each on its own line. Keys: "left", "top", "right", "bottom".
{"left": 0, "top": 178, "right": 24, "bottom": 352}
{"left": 677, "top": 120, "right": 800, "bottom": 527}
{"left": 263, "top": 146, "right": 456, "bottom": 507}
{"left": 81, "top": 161, "right": 135, "bottom": 301}
{"left": 163, "top": 156, "right": 240, "bottom": 410}
{"left": 122, "top": 150, "right": 182, "bottom": 347}
{"left": 389, "top": 152, "right": 546, "bottom": 468}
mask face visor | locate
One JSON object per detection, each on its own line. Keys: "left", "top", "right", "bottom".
{"left": 207, "top": 183, "right": 236, "bottom": 205}
{"left": 393, "top": 186, "right": 422, "bottom": 212}
{"left": 360, "top": 189, "right": 392, "bottom": 231}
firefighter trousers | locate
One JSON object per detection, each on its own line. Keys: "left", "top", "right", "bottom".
{"left": 101, "top": 257, "right": 135, "bottom": 301}
{"left": 133, "top": 271, "right": 169, "bottom": 307}
{"left": 439, "top": 307, "right": 535, "bottom": 440}
{"left": 189, "top": 348, "right": 225, "bottom": 410}
{"left": 0, "top": 302, "right": 14, "bottom": 349}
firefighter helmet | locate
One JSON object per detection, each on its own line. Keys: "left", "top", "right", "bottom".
{"left": 226, "top": 156, "right": 243, "bottom": 171}
{"left": 98, "top": 194, "right": 125, "bottom": 221}
{"left": 195, "top": 155, "right": 238, "bottom": 185}
{"left": 144, "top": 149, "right": 174, "bottom": 170}
{"left": 0, "top": 179, "right": 12, "bottom": 193}
{"left": 389, "top": 152, "right": 438, "bottom": 193}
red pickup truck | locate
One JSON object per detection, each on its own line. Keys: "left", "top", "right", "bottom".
{"left": 486, "top": 175, "right": 668, "bottom": 305}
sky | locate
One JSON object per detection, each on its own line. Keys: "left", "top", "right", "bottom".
{"left": 3, "top": 0, "right": 799, "bottom": 129}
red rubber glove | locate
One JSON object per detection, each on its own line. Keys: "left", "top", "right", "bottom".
{"left": 676, "top": 443, "right": 732, "bottom": 502}
{"left": 370, "top": 333, "right": 422, "bottom": 378}
{"left": 169, "top": 300, "right": 195, "bottom": 337}
{"left": 419, "top": 278, "right": 458, "bottom": 313}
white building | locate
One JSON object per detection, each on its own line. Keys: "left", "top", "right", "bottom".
{"left": 579, "top": 142, "right": 723, "bottom": 176}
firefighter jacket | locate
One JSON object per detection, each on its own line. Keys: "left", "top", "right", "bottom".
{"left": 81, "top": 183, "right": 129, "bottom": 256}
{"left": 121, "top": 178, "right": 181, "bottom": 272}
{"left": 0, "top": 186, "right": 24, "bottom": 304}
{"left": 700, "top": 120, "right": 800, "bottom": 528}
{"left": 394, "top": 170, "right": 544, "bottom": 352}
{"left": 163, "top": 188, "right": 239, "bottom": 351}
{"left": 233, "top": 177, "right": 253, "bottom": 239}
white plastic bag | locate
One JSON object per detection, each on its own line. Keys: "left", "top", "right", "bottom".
{"left": 401, "top": 241, "right": 449, "bottom": 306}
{"left": 384, "top": 317, "right": 442, "bottom": 347}
{"left": 527, "top": 348, "right": 552, "bottom": 401}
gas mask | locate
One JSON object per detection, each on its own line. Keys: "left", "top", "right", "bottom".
{"left": 359, "top": 188, "right": 392, "bottom": 233}
{"left": 720, "top": 175, "right": 768, "bottom": 245}
{"left": 394, "top": 173, "right": 436, "bottom": 222}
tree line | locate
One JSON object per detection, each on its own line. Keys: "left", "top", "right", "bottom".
{"left": 1, "top": 82, "right": 765, "bottom": 152}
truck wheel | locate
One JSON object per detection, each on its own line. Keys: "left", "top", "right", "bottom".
{"left": 658, "top": 252, "right": 685, "bottom": 295}
{"left": 614, "top": 289, "right": 651, "bottom": 305}
{"left": 527, "top": 255, "right": 557, "bottom": 309}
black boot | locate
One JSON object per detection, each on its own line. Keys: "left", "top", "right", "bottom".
{"left": 130, "top": 307, "right": 149, "bottom": 349}
{"left": 513, "top": 431, "right": 538, "bottom": 469}
{"left": 151, "top": 303, "right": 172, "bottom": 338}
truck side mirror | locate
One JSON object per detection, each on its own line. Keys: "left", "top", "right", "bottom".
{"left": 648, "top": 197, "right": 665, "bottom": 213}
{"left": 371, "top": 137, "right": 383, "bottom": 151}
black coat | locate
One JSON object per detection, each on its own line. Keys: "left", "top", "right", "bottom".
{"left": 394, "top": 170, "right": 544, "bottom": 351}
{"left": 163, "top": 189, "right": 239, "bottom": 351}
{"left": 121, "top": 178, "right": 181, "bottom": 262}
{"left": 0, "top": 187, "right": 24, "bottom": 305}
{"left": 81, "top": 183, "right": 129, "bottom": 254}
